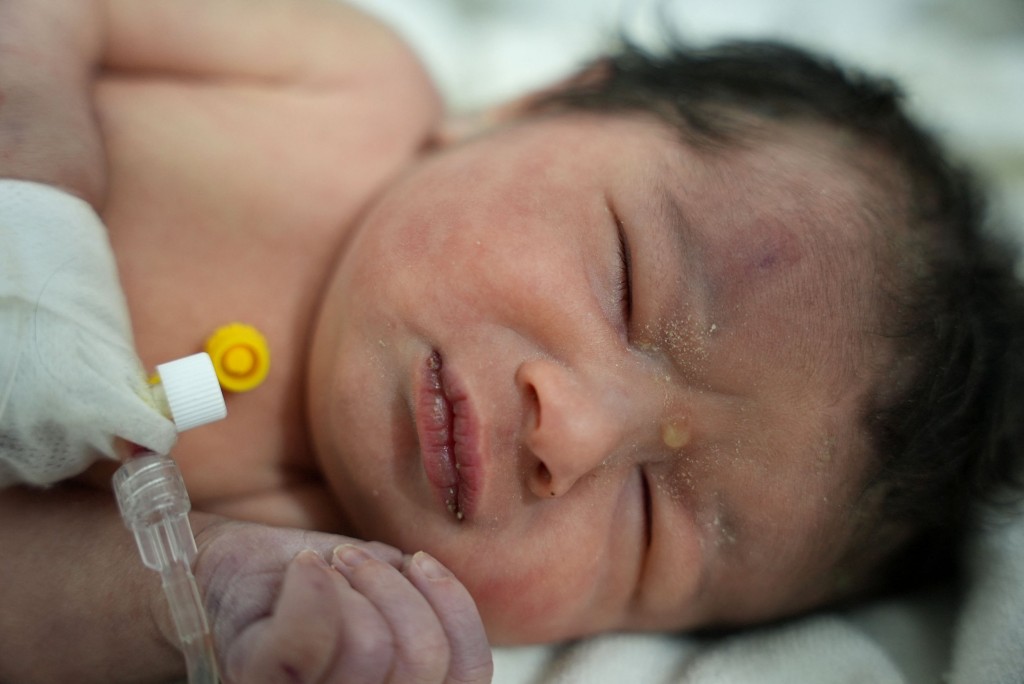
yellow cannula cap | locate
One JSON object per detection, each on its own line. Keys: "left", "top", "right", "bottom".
{"left": 204, "top": 323, "right": 270, "bottom": 392}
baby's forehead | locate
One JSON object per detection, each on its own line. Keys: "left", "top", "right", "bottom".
{"left": 637, "top": 116, "right": 898, "bottom": 420}
{"left": 661, "top": 119, "right": 891, "bottom": 297}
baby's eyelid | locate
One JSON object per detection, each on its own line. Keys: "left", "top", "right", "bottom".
{"left": 615, "top": 213, "right": 633, "bottom": 326}
{"left": 640, "top": 466, "right": 653, "bottom": 549}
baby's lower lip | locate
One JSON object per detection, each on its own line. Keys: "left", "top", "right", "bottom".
{"left": 415, "top": 351, "right": 464, "bottom": 519}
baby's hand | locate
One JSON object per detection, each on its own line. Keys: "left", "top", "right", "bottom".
{"left": 194, "top": 520, "right": 493, "bottom": 684}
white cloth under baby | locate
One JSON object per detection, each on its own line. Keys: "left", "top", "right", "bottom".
{"left": 0, "top": 180, "right": 176, "bottom": 487}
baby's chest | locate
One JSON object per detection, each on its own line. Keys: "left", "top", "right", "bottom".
{"left": 92, "top": 78, "right": 361, "bottom": 532}
{"left": 96, "top": 78, "right": 361, "bottom": 355}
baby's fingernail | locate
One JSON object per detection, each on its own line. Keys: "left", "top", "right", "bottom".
{"left": 295, "top": 549, "right": 330, "bottom": 571}
{"left": 332, "top": 544, "right": 372, "bottom": 569}
{"left": 413, "top": 551, "right": 452, "bottom": 581}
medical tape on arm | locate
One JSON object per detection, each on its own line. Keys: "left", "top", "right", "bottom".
{"left": 0, "top": 179, "right": 175, "bottom": 486}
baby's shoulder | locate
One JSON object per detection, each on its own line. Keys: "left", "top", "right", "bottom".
{"left": 349, "top": 11, "right": 444, "bottom": 138}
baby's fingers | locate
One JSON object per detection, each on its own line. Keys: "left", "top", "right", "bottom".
{"left": 332, "top": 545, "right": 463, "bottom": 684}
{"left": 403, "top": 552, "right": 493, "bottom": 684}
{"left": 223, "top": 550, "right": 393, "bottom": 684}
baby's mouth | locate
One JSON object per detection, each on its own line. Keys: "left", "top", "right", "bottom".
{"left": 415, "top": 351, "right": 465, "bottom": 520}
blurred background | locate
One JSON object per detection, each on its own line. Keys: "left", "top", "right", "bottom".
{"left": 348, "top": 0, "right": 1024, "bottom": 242}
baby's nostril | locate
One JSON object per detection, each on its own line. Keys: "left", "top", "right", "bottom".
{"left": 535, "top": 462, "right": 557, "bottom": 497}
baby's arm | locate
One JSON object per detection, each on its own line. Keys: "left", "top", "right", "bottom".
{"left": 1, "top": 0, "right": 439, "bottom": 205}
{"left": 103, "top": 0, "right": 438, "bottom": 95}
{"left": 0, "top": 486, "right": 193, "bottom": 682}
{"left": 0, "top": 0, "right": 105, "bottom": 201}
{"left": 0, "top": 484, "right": 492, "bottom": 683}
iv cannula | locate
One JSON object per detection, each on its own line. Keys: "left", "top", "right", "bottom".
{"left": 114, "top": 353, "right": 226, "bottom": 684}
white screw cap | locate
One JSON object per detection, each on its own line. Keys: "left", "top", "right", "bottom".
{"left": 155, "top": 353, "right": 227, "bottom": 432}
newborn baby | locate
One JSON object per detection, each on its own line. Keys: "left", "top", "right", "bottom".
{"left": 3, "top": 0, "right": 1021, "bottom": 681}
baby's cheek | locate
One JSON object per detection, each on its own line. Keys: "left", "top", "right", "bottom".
{"left": 448, "top": 552, "right": 602, "bottom": 645}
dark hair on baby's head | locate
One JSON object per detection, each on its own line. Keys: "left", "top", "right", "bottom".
{"left": 537, "top": 38, "right": 1024, "bottom": 591}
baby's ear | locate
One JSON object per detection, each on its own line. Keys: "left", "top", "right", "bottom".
{"left": 430, "top": 58, "right": 613, "bottom": 148}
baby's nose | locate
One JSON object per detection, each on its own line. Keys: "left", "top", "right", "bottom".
{"left": 515, "top": 358, "right": 666, "bottom": 498}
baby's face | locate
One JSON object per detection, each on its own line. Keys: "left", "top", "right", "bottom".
{"left": 308, "top": 112, "right": 887, "bottom": 643}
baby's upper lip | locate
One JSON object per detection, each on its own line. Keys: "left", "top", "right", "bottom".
{"left": 413, "top": 351, "right": 483, "bottom": 521}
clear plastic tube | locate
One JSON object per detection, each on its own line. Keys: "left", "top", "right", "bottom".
{"left": 114, "top": 451, "right": 219, "bottom": 684}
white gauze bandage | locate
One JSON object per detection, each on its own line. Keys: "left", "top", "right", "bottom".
{"left": 0, "top": 180, "right": 176, "bottom": 487}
